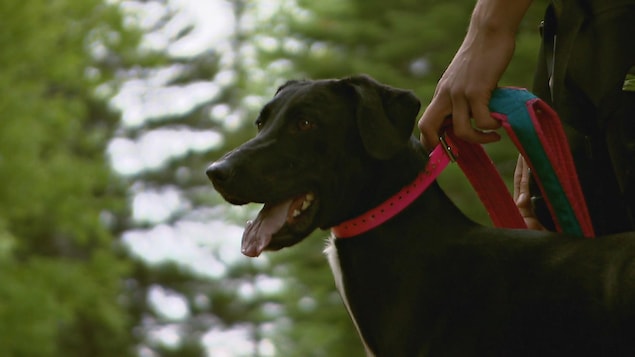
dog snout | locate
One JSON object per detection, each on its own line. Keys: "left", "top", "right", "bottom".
{"left": 206, "top": 160, "right": 234, "bottom": 184}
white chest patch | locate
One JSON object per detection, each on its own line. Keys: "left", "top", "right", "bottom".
{"left": 324, "top": 236, "right": 375, "bottom": 357}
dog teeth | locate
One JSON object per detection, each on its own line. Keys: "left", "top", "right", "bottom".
{"left": 301, "top": 193, "right": 314, "bottom": 211}
{"left": 291, "top": 193, "right": 315, "bottom": 220}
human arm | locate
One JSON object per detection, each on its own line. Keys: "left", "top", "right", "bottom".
{"left": 418, "top": 0, "right": 533, "bottom": 150}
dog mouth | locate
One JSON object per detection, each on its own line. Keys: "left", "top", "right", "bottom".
{"left": 241, "top": 192, "right": 318, "bottom": 257}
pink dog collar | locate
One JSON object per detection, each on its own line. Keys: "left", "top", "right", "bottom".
{"left": 331, "top": 144, "right": 451, "bottom": 238}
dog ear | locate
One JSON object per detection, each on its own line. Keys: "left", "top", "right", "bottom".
{"left": 340, "top": 75, "right": 421, "bottom": 159}
{"left": 275, "top": 79, "right": 304, "bottom": 95}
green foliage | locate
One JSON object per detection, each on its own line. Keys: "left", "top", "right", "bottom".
{"left": 0, "top": 0, "right": 136, "bottom": 355}
{"left": 0, "top": 252, "right": 130, "bottom": 356}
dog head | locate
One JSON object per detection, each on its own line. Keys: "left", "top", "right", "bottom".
{"left": 206, "top": 75, "right": 421, "bottom": 256}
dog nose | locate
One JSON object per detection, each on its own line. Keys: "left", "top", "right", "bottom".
{"left": 206, "top": 160, "right": 234, "bottom": 183}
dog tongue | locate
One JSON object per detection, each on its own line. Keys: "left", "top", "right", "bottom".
{"left": 241, "top": 200, "right": 292, "bottom": 257}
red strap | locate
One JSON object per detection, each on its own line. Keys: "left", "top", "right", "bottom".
{"left": 489, "top": 96, "right": 594, "bottom": 237}
{"left": 445, "top": 88, "right": 594, "bottom": 237}
{"left": 443, "top": 129, "right": 528, "bottom": 229}
{"left": 332, "top": 90, "right": 593, "bottom": 238}
{"left": 523, "top": 100, "right": 594, "bottom": 237}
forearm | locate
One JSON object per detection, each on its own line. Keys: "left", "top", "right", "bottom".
{"left": 418, "top": 0, "right": 534, "bottom": 147}
{"left": 469, "top": 0, "right": 533, "bottom": 36}
{"left": 453, "top": 0, "right": 534, "bottom": 80}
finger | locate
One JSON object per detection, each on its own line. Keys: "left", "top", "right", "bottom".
{"left": 450, "top": 94, "right": 500, "bottom": 144}
{"left": 418, "top": 98, "right": 450, "bottom": 151}
{"left": 513, "top": 154, "right": 527, "bottom": 202}
{"left": 514, "top": 158, "right": 533, "bottom": 214}
{"left": 471, "top": 101, "right": 501, "bottom": 131}
{"left": 513, "top": 155, "right": 545, "bottom": 230}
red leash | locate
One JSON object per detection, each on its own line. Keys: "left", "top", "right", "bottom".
{"left": 332, "top": 131, "right": 529, "bottom": 238}
{"left": 442, "top": 130, "right": 528, "bottom": 229}
{"left": 448, "top": 88, "right": 594, "bottom": 237}
{"left": 333, "top": 88, "right": 594, "bottom": 239}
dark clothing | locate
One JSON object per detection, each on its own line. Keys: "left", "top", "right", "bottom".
{"left": 532, "top": 0, "right": 635, "bottom": 234}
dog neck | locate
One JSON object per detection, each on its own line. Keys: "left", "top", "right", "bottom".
{"left": 332, "top": 143, "right": 452, "bottom": 238}
{"left": 326, "top": 139, "right": 476, "bottom": 355}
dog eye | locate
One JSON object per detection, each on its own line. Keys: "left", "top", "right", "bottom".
{"left": 255, "top": 120, "right": 264, "bottom": 131}
{"left": 297, "top": 118, "right": 316, "bottom": 131}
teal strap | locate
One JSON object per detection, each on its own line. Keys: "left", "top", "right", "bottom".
{"left": 489, "top": 88, "right": 594, "bottom": 237}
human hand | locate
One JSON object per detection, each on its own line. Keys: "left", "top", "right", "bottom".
{"left": 418, "top": 2, "right": 525, "bottom": 150}
{"left": 513, "top": 155, "right": 546, "bottom": 231}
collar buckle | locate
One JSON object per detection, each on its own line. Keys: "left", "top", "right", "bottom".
{"left": 439, "top": 135, "right": 457, "bottom": 162}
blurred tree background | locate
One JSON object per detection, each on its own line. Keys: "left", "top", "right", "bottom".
{"left": 0, "top": 0, "right": 546, "bottom": 356}
{"left": 0, "top": 0, "right": 142, "bottom": 355}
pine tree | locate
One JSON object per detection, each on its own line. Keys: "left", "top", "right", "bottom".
{"left": 0, "top": 1, "right": 139, "bottom": 355}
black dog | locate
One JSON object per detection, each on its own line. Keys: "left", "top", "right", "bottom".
{"left": 207, "top": 75, "right": 635, "bottom": 356}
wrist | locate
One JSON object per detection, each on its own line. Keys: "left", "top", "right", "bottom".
{"left": 461, "top": 18, "right": 517, "bottom": 56}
